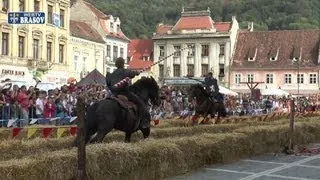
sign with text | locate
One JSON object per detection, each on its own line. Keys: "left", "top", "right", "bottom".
{"left": 8, "top": 12, "right": 45, "bottom": 24}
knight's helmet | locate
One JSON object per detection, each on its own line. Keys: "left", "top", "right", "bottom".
{"left": 115, "top": 57, "right": 125, "bottom": 69}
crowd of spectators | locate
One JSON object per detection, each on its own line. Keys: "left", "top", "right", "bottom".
{"left": 1, "top": 80, "right": 320, "bottom": 127}
{"left": 0, "top": 81, "right": 107, "bottom": 127}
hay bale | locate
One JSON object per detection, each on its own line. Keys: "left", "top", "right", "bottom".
{"left": 1, "top": 120, "right": 320, "bottom": 180}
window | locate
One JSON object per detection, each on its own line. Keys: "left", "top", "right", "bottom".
{"left": 107, "top": 45, "right": 111, "bottom": 57}
{"left": 173, "top": 45, "right": 181, "bottom": 56}
{"left": 187, "top": 64, "right": 194, "bottom": 76}
{"left": 266, "top": 74, "right": 273, "bottom": 84}
{"left": 113, "top": 46, "right": 118, "bottom": 61}
{"left": 60, "top": 9, "right": 65, "bottom": 27}
{"left": 110, "top": 22, "right": 114, "bottom": 32}
{"left": 247, "top": 74, "right": 254, "bottom": 82}
{"left": 34, "top": 0, "right": 40, "bottom": 11}
{"left": 285, "top": 74, "right": 292, "bottom": 84}
{"left": 2, "top": 33, "right": 9, "bottom": 55}
{"left": 201, "top": 64, "right": 209, "bottom": 76}
{"left": 47, "top": 42, "right": 52, "bottom": 62}
{"left": 47, "top": 5, "right": 53, "bottom": 24}
{"left": 117, "top": 24, "right": 120, "bottom": 33}
{"left": 173, "top": 64, "right": 180, "bottom": 77}
{"left": 235, "top": 74, "right": 241, "bottom": 84}
{"left": 74, "top": 55, "right": 78, "bottom": 71}
{"left": 201, "top": 45, "right": 209, "bottom": 56}
{"left": 219, "top": 44, "right": 225, "bottom": 56}
{"left": 82, "top": 57, "right": 87, "bottom": 71}
{"left": 159, "top": 64, "right": 164, "bottom": 78}
{"left": 59, "top": 44, "right": 64, "bottom": 63}
{"left": 159, "top": 46, "right": 165, "bottom": 57}
{"left": 187, "top": 44, "right": 195, "bottom": 56}
{"left": 2, "top": 0, "right": 8, "bottom": 10}
{"left": 297, "top": 74, "right": 304, "bottom": 84}
{"left": 219, "top": 64, "right": 224, "bottom": 77}
{"left": 309, "top": 74, "right": 317, "bottom": 84}
{"left": 33, "top": 39, "right": 39, "bottom": 59}
{"left": 120, "top": 48, "right": 124, "bottom": 58}
{"left": 18, "top": 36, "right": 25, "bottom": 58}
{"left": 19, "top": 0, "right": 25, "bottom": 11}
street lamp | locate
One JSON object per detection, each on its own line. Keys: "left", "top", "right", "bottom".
{"left": 292, "top": 57, "right": 301, "bottom": 96}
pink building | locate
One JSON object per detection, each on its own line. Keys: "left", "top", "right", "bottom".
{"left": 230, "top": 30, "right": 320, "bottom": 95}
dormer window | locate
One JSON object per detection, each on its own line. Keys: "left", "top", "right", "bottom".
{"left": 292, "top": 47, "right": 302, "bottom": 62}
{"left": 248, "top": 47, "right": 257, "bottom": 61}
{"left": 110, "top": 22, "right": 114, "bottom": 32}
{"left": 270, "top": 47, "right": 279, "bottom": 61}
{"left": 142, "top": 56, "right": 148, "bottom": 61}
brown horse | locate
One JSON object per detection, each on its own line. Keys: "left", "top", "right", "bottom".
{"left": 188, "top": 84, "right": 226, "bottom": 124}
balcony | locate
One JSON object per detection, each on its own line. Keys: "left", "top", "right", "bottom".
{"left": 187, "top": 56, "right": 194, "bottom": 64}
{"left": 27, "top": 59, "right": 37, "bottom": 68}
{"left": 201, "top": 56, "right": 209, "bottom": 64}
{"left": 37, "top": 61, "right": 51, "bottom": 71}
{"left": 173, "top": 56, "right": 180, "bottom": 64}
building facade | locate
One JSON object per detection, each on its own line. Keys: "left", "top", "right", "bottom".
{"left": 70, "top": 0, "right": 130, "bottom": 74}
{"left": 0, "top": 0, "right": 71, "bottom": 86}
{"left": 152, "top": 8, "right": 239, "bottom": 86}
{"left": 230, "top": 30, "right": 320, "bottom": 95}
{"left": 69, "top": 20, "right": 105, "bottom": 81}
{"left": 127, "top": 39, "right": 154, "bottom": 82}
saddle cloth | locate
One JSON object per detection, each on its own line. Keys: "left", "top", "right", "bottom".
{"left": 109, "top": 95, "right": 138, "bottom": 113}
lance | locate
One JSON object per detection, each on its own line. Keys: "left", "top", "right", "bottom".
{"left": 113, "top": 46, "right": 194, "bottom": 88}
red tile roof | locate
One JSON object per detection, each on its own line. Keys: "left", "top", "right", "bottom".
{"left": 172, "top": 16, "right": 214, "bottom": 31}
{"left": 83, "top": 1, "right": 109, "bottom": 19}
{"left": 100, "top": 20, "right": 130, "bottom": 42}
{"left": 231, "top": 30, "right": 320, "bottom": 70}
{"left": 156, "top": 16, "right": 231, "bottom": 35}
{"left": 214, "top": 22, "right": 231, "bottom": 32}
{"left": 128, "top": 39, "right": 154, "bottom": 70}
{"left": 70, "top": 20, "right": 105, "bottom": 43}
{"left": 156, "top": 24, "right": 174, "bottom": 35}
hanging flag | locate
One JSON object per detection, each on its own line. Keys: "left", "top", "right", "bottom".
{"left": 42, "top": 128, "right": 53, "bottom": 138}
{"left": 154, "top": 119, "right": 160, "bottom": 126}
{"left": 12, "top": 128, "right": 22, "bottom": 137}
{"left": 27, "top": 128, "right": 38, "bottom": 139}
{"left": 69, "top": 127, "right": 78, "bottom": 136}
{"left": 57, "top": 128, "right": 67, "bottom": 138}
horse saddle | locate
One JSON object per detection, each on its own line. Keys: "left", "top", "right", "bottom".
{"left": 109, "top": 95, "right": 138, "bottom": 113}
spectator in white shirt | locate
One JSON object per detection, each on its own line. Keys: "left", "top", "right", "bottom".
{"left": 35, "top": 91, "right": 46, "bottom": 118}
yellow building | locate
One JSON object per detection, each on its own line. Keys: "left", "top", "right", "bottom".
{"left": 0, "top": 0, "right": 70, "bottom": 86}
{"left": 69, "top": 20, "right": 105, "bottom": 81}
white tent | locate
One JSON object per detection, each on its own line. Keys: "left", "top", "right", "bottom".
{"left": 219, "top": 86, "right": 238, "bottom": 96}
{"left": 260, "top": 88, "right": 289, "bottom": 96}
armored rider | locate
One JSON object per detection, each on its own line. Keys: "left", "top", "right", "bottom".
{"left": 105, "top": 57, "right": 145, "bottom": 127}
{"left": 204, "top": 72, "right": 219, "bottom": 100}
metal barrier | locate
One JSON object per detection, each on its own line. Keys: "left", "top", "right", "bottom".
{"left": 0, "top": 104, "right": 77, "bottom": 128}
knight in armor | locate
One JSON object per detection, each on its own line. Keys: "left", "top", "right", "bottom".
{"left": 204, "top": 72, "right": 219, "bottom": 99}
{"left": 105, "top": 57, "right": 145, "bottom": 127}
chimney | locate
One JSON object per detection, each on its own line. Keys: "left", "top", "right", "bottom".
{"left": 248, "top": 22, "right": 254, "bottom": 32}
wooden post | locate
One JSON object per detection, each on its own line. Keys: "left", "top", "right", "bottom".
{"left": 289, "top": 99, "right": 295, "bottom": 150}
{"left": 76, "top": 97, "right": 86, "bottom": 180}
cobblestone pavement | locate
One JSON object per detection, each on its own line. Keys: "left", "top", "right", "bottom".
{"left": 169, "top": 144, "right": 320, "bottom": 180}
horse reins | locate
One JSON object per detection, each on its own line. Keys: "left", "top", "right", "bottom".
{"left": 113, "top": 46, "right": 194, "bottom": 88}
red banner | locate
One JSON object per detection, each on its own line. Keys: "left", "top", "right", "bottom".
{"left": 70, "top": 127, "right": 78, "bottom": 136}
{"left": 12, "top": 128, "right": 22, "bottom": 137}
{"left": 42, "top": 128, "right": 53, "bottom": 138}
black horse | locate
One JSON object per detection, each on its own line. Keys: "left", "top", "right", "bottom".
{"left": 188, "top": 84, "right": 226, "bottom": 123}
{"left": 74, "top": 77, "right": 160, "bottom": 145}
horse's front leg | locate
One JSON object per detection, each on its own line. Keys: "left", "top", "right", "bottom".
{"left": 125, "top": 132, "right": 132, "bottom": 143}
